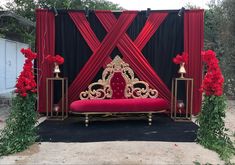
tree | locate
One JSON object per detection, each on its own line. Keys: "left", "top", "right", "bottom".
{"left": 204, "top": 1, "right": 223, "bottom": 51}
{"left": 0, "top": 0, "right": 122, "bottom": 47}
{"left": 2, "top": 0, "right": 122, "bottom": 21}
{"left": 220, "top": 0, "right": 235, "bottom": 97}
{"left": 204, "top": 0, "right": 235, "bottom": 97}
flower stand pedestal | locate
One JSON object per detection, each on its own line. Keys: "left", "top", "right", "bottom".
{"left": 171, "top": 77, "right": 193, "bottom": 121}
{"left": 46, "top": 77, "right": 68, "bottom": 120}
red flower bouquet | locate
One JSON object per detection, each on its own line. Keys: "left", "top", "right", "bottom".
{"left": 173, "top": 52, "right": 189, "bottom": 78}
{"left": 200, "top": 50, "right": 224, "bottom": 96}
{"left": 45, "top": 54, "right": 64, "bottom": 65}
{"left": 173, "top": 52, "right": 189, "bottom": 64}
{"left": 45, "top": 54, "right": 64, "bottom": 78}
{"left": 15, "top": 48, "right": 37, "bottom": 97}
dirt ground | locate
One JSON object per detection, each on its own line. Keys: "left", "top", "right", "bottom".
{"left": 0, "top": 101, "right": 234, "bottom": 164}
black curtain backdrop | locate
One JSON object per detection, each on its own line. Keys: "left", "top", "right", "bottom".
{"left": 54, "top": 10, "right": 184, "bottom": 102}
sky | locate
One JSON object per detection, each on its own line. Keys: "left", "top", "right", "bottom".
{"left": 0, "top": 0, "right": 211, "bottom": 10}
{"left": 108, "top": 0, "right": 210, "bottom": 10}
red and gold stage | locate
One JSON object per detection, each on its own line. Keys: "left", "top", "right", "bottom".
{"left": 36, "top": 9, "right": 204, "bottom": 116}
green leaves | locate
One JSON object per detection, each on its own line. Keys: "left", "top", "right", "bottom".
{"left": 0, "top": 0, "right": 123, "bottom": 48}
{"left": 204, "top": 0, "right": 235, "bottom": 98}
{"left": 0, "top": 93, "right": 37, "bottom": 156}
{"left": 196, "top": 95, "right": 235, "bottom": 162}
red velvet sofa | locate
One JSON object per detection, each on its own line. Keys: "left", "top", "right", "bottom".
{"left": 70, "top": 56, "right": 170, "bottom": 126}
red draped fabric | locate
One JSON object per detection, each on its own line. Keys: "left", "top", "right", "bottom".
{"left": 69, "top": 12, "right": 100, "bottom": 51}
{"left": 95, "top": 11, "right": 170, "bottom": 103}
{"left": 67, "top": 11, "right": 137, "bottom": 105}
{"left": 36, "top": 10, "right": 203, "bottom": 114}
{"left": 67, "top": 11, "right": 170, "bottom": 106}
{"left": 184, "top": 10, "right": 204, "bottom": 115}
{"left": 36, "top": 9, "right": 55, "bottom": 112}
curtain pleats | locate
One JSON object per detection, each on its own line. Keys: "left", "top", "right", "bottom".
{"left": 67, "top": 11, "right": 137, "bottom": 105}
{"left": 36, "top": 10, "right": 203, "bottom": 115}
{"left": 96, "top": 11, "right": 171, "bottom": 103}
{"left": 36, "top": 9, "right": 55, "bottom": 112}
{"left": 69, "top": 12, "right": 100, "bottom": 51}
{"left": 184, "top": 10, "right": 204, "bottom": 114}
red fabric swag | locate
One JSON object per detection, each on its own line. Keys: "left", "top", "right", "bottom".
{"left": 95, "top": 11, "right": 171, "bottom": 103}
{"left": 67, "top": 11, "right": 137, "bottom": 105}
{"left": 36, "top": 9, "right": 55, "bottom": 112}
{"left": 67, "top": 11, "right": 170, "bottom": 106}
{"left": 184, "top": 10, "right": 204, "bottom": 115}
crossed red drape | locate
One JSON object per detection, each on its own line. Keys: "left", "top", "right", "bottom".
{"left": 36, "top": 9, "right": 55, "bottom": 112}
{"left": 67, "top": 11, "right": 137, "bottom": 105}
{"left": 184, "top": 10, "right": 204, "bottom": 115}
{"left": 95, "top": 11, "right": 170, "bottom": 102}
{"left": 36, "top": 10, "right": 204, "bottom": 114}
{"left": 67, "top": 11, "right": 170, "bottom": 106}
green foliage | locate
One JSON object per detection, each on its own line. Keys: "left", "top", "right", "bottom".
{"left": 193, "top": 161, "right": 201, "bottom": 165}
{"left": 204, "top": 4, "right": 223, "bottom": 51}
{"left": 0, "top": 0, "right": 122, "bottom": 47}
{"left": 222, "top": 0, "right": 235, "bottom": 36}
{"left": 0, "top": 0, "right": 36, "bottom": 46}
{"left": 0, "top": 93, "right": 37, "bottom": 156}
{"left": 220, "top": 0, "right": 235, "bottom": 98}
{"left": 196, "top": 95, "right": 235, "bottom": 162}
{"left": 5, "top": 0, "right": 37, "bottom": 21}
{"left": 37, "top": 0, "right": 123, "bottom": 10}
{"left": 81, "top": 0, "right": 123, "bottom": 10}
{"left": 204, "top": 0, "right": 235, "bottom": 97}
{"left": 193, "top": 161, "right": 213, "bottom": 165}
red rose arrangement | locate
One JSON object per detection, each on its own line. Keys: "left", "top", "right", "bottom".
{"left": 200, "top": 50, "right": 224, "bottom": 96}
{"left": 172, "top": 52, "right": 189, "bottom": 64}
{"left": 15, "top": 48, "right": 37, "bottom": 97}
{"left": 45, "top": 54, "right": 64, "bottom": 65}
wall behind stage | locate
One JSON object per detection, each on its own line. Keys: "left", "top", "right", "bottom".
{"left": 36, "top": 9, "right": 203, "bottom": 114}
{"left": 55, "top": 10, "right": 183, "bottom": 92}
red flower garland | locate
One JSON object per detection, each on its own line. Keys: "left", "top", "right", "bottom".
{"left": 45, "top": 54, "right": 64, "bottom": 65}
{"left": 200, "top": 50, "right": 224, "bottom": 96}
{"left": 15, "top": 48, "right": 37, "bottom": 97}
{"left": 173, "top": 52, "right": 189, "bottom": 64}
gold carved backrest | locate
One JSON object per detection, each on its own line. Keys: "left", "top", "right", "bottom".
{"left": 79, "top": 55, "right": 158, "bottom": 100}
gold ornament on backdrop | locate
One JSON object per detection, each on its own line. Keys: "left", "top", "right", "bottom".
{"left": 79, "top": 55, "right": 158, "bottom": 100}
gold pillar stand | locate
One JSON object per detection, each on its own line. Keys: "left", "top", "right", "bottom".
{"left": 46, "top": 77, "right": 68, "bottom": 120}
{"left": 171, "top": 77, "right": 193, "bottom": 121}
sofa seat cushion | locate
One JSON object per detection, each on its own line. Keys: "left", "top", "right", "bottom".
{"left": 70, "top": 98, "right": 169, "bottom": 113}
